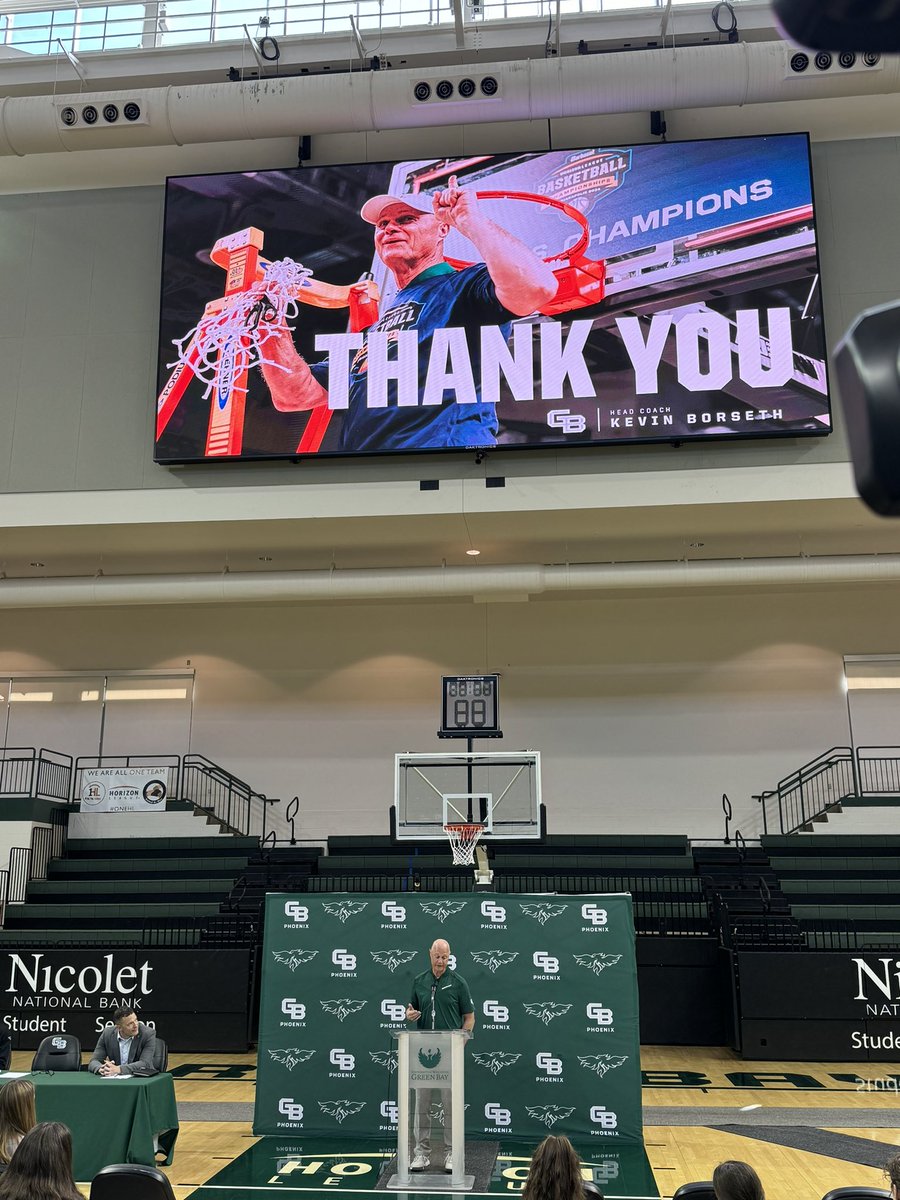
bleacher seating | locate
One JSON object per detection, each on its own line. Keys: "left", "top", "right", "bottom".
{"left": 762, "top": 834, "right": 900, "bottom": 948}
{"left": 0, "top": 836, "right": 258, "bottom": 947}
{"left": 305, "top": 833, "right": 712, "bottom": 935}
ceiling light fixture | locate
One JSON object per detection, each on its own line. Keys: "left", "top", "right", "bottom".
{"left": 105, "top": 687, "right": 189, "bottom": 701}
{"left": 466, "top": 549, "right": 481, "bottom": 556}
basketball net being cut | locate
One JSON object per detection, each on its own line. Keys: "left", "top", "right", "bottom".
{"left": 444, "top": 822, "right": 484, "bottom": 867}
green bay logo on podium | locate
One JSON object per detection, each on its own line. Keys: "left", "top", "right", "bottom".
{"left": 254, "top": 892, "right": 642, "bottom": 1147}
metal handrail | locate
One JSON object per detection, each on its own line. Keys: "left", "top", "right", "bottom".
{"left": 0, "top": 0, "right": 752, "bottom": 58}
{"left": 0, "top": 748, "right": 73, "bottom": 802}
{"left": 756, "top": 744, "right": 900, "bottom": 837}
{"left": 182, "top": 753, "right": 277, "bottom": 839}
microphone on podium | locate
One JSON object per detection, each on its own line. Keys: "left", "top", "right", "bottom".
{"left": 430, "top": 983, "right": 437, "bottom": 1031}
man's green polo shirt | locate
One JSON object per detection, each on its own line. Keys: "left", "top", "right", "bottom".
{"left": 409, "top": 968, "right": 474, "bottom": 1031}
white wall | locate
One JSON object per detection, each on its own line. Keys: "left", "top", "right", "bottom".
{"left": 0, "top": 124, "right": 898, "bottom": 849}
{"left": 0, "top": 581, "right": 887, "bottom": 842}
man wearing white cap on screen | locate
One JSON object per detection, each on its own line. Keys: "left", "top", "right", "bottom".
{"left": 261, "top": 175, "right": 557, "bottom": 452}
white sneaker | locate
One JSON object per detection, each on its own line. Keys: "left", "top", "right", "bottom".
{"left": 411, "top": 1154, "right": 429, "bottom": 1172}
{"left": 444, "top": 1153, "right": 453, "bottom": 1174}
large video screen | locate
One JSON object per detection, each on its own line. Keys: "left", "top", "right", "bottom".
{"left": 155, "top": 134, "right": 830, "bottom": 463}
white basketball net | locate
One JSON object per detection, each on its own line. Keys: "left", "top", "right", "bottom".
{"left": 169, "top": 257, "right": 312, "bottom": 399}
{"left": 444, "top": 823, "right": 484, "bottom": 867}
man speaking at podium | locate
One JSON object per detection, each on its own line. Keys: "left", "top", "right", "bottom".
{"left": 405, "top": 938, "right": 475, "bottom": 1173}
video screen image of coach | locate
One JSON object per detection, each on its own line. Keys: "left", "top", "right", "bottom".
{"left": 154, "top": 134, "right": 831, "bottom": 463}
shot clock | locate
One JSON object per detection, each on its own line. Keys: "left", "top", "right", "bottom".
{"left": 440, "top": 675, "right": 501, "bottom": 737}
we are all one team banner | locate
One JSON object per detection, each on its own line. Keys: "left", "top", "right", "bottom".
{"left": 254, "top": 893, "right": 642, "bottom": 1143}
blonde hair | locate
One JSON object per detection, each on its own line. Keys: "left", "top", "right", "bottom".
{"left": 0, "top": 1080, "right": 36, "bottom": 1166}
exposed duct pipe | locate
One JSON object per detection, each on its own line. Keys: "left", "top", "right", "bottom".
{"left": 2, "top": 553, "right": 900, "bottom": 609}
{"left": 0, "top": 40, "right": 898, "bottom": 156}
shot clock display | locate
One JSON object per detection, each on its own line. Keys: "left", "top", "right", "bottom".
{"left": 440, "top": 675, "right": 501, "bottom": 736}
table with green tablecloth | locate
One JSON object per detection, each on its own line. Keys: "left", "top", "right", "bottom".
{"left": 0, "top": 1072, "right": 178, "bottom": 1181}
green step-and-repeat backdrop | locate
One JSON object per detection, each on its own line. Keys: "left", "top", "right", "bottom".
{"left": 254, "top": 893, "right": 642, "bottom": 1144}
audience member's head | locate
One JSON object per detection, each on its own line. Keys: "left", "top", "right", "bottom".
{"left": 713, "top": 1161, "right": 765, "bottom": 1200}
{"left": 0, "top": 1080, "right": 36, "bottom": 1166}
{"left": 523, "top": 1134, "right": 592, "bottom": 1200}
{"left": 0, "top": 1121, "right": 81, "bottom": 1200}
{"left": 884, "top": 1154, "right": 900, "bottom": 1200}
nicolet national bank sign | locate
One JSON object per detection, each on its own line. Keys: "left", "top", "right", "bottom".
{"left": 2, "top": 951, "right": 154, "bottom": 1036}
{"left": 852, "top": 956, "right": 900, "bottom": 1052}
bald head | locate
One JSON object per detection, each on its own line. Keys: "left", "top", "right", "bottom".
{"left": 430, "top": 939, "right": 451, "bottom": 978}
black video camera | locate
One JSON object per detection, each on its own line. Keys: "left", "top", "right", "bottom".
{"left": 773, "top": 0, "right": 900, "bottom": 52}
{"left": 774, "top": 0, "right": 900, "bottom": 514}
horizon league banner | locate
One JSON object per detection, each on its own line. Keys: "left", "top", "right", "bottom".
{"left": 79, "top": 767, "right": 168, "bottom": 813}
{"left": 156, "top": 133, "right": 829, "bottom": 464}
{"left": 254, "top": 893, "right": 642, "bottom": 1143}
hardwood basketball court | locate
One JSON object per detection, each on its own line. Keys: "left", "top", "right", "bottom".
{"left": 41, "top": 1048, "right": 896, "bottom": 1200}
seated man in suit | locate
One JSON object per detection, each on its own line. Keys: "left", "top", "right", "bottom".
{"left": 87, "top": 1007, "right": 158, "bottom": 1077}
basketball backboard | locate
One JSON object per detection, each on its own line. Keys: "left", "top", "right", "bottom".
{"left": 393, "top": 751, "right": 541, "bottom": 840}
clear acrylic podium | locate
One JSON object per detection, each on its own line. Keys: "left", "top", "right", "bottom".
{"left": 387, "top": 1029, "right": 474, "bottom": 1192}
